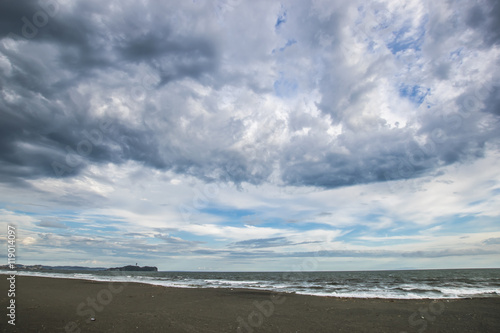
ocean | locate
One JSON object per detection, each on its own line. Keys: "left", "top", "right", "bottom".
{"left": 7, "top": 268, "right": 500, "bottom": 299}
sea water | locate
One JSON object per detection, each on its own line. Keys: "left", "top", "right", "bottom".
{"left": 7, "top": 268, "right": 500, "bottom": 299}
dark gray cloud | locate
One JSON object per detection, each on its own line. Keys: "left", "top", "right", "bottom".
{"left": 37, "top": 218, "right": 68, "bottom": 228}
{"left": 184, "top": 245, "right": 500, "bottom": 260}
{"left": 0, "top": 0, "right": 499, "bottom": 193}
{"left": 118, "top": 31, "right": 218, "bottom": 86}
{"left": 230, "top": 237, "right": 293, "bottom": 248}
{"left": 483, "top": 237, "right": 500, "bottom": 245}
{"left": 465, "top": 0, "right": 500, "bottom": 46}
{"left": 225, "top": 247, "right": 500, "bottom": 259}
{"left": 229, "top": 237, "right": 322, "bottom": 249}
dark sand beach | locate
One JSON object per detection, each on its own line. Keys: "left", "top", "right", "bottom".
{"left": 1, "top": 275, "right": 499, "bottom": 333}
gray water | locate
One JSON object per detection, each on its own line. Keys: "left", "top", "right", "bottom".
{"left": 9, "top": 268, "right": 500, "bottom": 299}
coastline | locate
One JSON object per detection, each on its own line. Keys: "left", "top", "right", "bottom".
{"left": 1, "top": 274, "right": 499, "bottom": 332}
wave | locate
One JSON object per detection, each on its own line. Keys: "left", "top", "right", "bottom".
{"left": 3, "top": 269, "right": 499, "bottom": 300}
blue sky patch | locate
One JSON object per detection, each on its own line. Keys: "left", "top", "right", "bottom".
{"left": 399, "top": 84, "right": 429, "bottom": 105}
{"left": 275, "top": 10, "right": 287, "bottom": 29}
{"left": 274, "top": 73, "right": 298, "bottom": 98}
{"left": 200, "top": 206, "right": 256, "bottom": 220}
{"left": 386, "top": 17, "right": 427, "bottom": 54}
{"left": 272, "top": 39, "right": 297, "bottom": 54}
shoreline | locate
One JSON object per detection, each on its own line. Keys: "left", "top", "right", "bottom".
{"left": 3, "top": 270, "right": 499, "bottom": 300}
{"left": 1, "top": 275, "right": 500, "bottom": 332}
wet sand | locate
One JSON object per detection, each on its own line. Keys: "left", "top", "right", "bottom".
{"left": 1, "top": 274, "right": 499, "bottom": 332}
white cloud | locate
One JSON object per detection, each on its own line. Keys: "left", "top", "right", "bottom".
{"left": 0, "top": 0, "right": 499, "bottom": 270}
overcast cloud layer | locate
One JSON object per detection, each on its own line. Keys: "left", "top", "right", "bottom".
{"left": 0, "top": 0, "right": 499, "bottom": 271}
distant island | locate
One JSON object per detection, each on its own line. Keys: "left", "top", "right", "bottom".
{"left": 0, "top": 264, "right": 106, "bottom": 271}
{"left": 0, "top": 264, "right": 157, "bottom": 272}
{"left": 107, "top": 265, "right": 158, "bottom": 272}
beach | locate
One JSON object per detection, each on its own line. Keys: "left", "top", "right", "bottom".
{"left": 1, "top": 275, "right": 499, "bottom": 333}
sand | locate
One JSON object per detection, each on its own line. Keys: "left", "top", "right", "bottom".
{"left": 1, "top": 274, "right": 499, "bottom": 332}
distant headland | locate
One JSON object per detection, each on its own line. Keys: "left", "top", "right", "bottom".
{"left": 0, "top": 264, "right": 158, "bottom": 272}
{"left": 107, "top": 265, "right": 158, "bottom": 272}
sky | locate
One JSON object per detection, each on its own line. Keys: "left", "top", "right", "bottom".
{"left": 0, "top": 0, "right": 499, "bottom": 272}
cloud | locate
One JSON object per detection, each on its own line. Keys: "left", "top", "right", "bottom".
{"left": 21, "top": 236, "right": 36, "bottom": 246}
{"left": 0, "top": 0, "right": 497, "bottom": 192}
{"left": 465, "top": 0, "right": 500, "bottom": 46}
{"left": 37, "top": 218, "right": 68, "bottom": 229}
{"left": 483, "top": 237, "right": 500, "bottom": 245}
{"left": 230, "top": 237, "right": 294, "bottom": 248}
{"left": 0, "top": 0, "right": 499, "bottom": 270}
{"left": 154, "top": 233, "right": 202, "bottom": 247}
